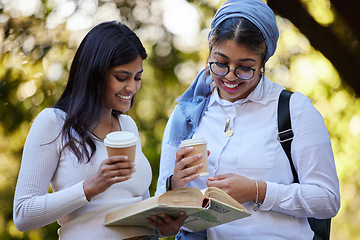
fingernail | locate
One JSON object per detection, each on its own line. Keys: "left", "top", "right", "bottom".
{"left": 199, "top": 163, "right": 204, "bottom": 167}
{"left": 197, "top": 153, "right": 202, "bottom": 158}
{"left": 187, "top": 146, "right": 194, "bottom": 151}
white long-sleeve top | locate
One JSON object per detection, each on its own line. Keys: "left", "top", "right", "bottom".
{"left": 13, "top": 108, "right": 154, "bottom": 239}
{"left": 156, "top": 77, "right": 340, "bottom": 239}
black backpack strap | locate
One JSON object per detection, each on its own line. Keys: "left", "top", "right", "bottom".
{"left": 278, "top": 90, "right": 331, "bottom": 240}
{"left": 277, "top": 90, "right": 299, "bottom": 183}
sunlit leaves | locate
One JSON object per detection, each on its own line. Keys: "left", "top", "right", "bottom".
{"left": 0, "top": 1, "right": 360, "bottom": 240}
{"left": 301, "top": 0, "right": 335, "bottom": 26}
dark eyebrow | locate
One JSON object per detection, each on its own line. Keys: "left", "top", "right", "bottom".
{"left": 214, "top": 51, "right": 256, "bottom": 63}
{"left": 113, "top": 69, "right": 144, "bottom": 75}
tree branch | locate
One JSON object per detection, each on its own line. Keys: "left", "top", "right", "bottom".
{"left": 268, "top": 0, "right": 360, "bottom": 96}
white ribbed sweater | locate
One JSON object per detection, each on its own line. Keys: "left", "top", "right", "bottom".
{"left": 13, "top": 108, "right": 154, "bottom": 239}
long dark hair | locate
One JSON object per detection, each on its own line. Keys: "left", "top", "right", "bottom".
{"left": 208, "top": 17, "right": 267, "bottom": 70}
{"left": 54, "top": 21, "right": 147, "bottom": 163}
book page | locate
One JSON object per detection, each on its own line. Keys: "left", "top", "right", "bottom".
{"left": 203, "top": 187, "right": 246, "bottom": 210}
{"left": 158, "top": 187, "right": 204, "bottom": 207}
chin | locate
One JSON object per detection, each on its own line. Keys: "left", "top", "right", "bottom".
{"left": 113, "top": 104, "right": 131, "bottom": 113}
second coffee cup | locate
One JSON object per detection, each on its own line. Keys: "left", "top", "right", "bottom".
{"left": 179, "top": 137, "right": 208, "bottom": 177}
{"left": 104, "top": 131, "right": 137, "bottom": 162}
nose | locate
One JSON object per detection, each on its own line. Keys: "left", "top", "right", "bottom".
{"left": 225, "top": 65, "right": 238, "bottom": 81}
{"left": 125, "top": 78, "right": 138, "bottom": 93}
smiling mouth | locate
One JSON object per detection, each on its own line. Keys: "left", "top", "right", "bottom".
{"left": 223, "top": 81, "right": 240, "bottom": 89}
{"left": 115, "top": 93, "right": 132, "bottom": 100}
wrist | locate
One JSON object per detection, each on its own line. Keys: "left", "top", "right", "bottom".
{"left": 258, "top": 180, "right": 266, "bottom": 204}
{"left": 83, "top": 180, "right": 96, "bottom": 202}
{"left": 252, "top": 180, "right": 267, "bottom": 211}
{"left": 154, "top": 227, "right": 166, "bottom": 238}
{"left": 253, "top": 180, "right": 260, "bottom": 211}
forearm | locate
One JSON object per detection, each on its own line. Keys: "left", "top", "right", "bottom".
{"left": 262, "top": 181, "right": 339, "bottom": 218}
{"left": 14, "top": 182, "right": 88, "bottom": 231}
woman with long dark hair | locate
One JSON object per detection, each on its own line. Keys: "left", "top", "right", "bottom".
{"left": 13, "top": 21, "right": 185, "bottom": 239}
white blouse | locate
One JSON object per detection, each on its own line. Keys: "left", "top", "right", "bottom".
{"left": 156, "top": 77, "right": 340, "bottom": 239}
{"left": 13, "top": 108, "right": 153, "bottom": 239}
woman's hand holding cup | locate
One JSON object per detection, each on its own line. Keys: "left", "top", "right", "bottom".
{"left": 83, "top": 155, "right": 136, "bottom": 201}
{"left": 172, "top": 138, "right": 209, "bottom": 190}
{"left": 84, "top": 131, "right": 137, "bottom": 201}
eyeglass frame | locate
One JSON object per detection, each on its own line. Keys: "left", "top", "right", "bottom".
{"left": 208, "top": 61, "right": 256, "bottom": 80}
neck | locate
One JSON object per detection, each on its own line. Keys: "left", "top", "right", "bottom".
{"left": 93, "top": 112, "right": 119, "bottom": 140}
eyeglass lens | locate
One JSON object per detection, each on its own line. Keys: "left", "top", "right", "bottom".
{"left": 210, "top": 62, "right": 254, "bottom": 80}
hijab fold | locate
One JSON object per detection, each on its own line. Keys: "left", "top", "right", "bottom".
{"left": 168, "top": 68, "right": 212, "bottom": 146}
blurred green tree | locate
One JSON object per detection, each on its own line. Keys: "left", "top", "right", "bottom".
{"left": 0, "top": 0, "right": 359, "bottom": 239}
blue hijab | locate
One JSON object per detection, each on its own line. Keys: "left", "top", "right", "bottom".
{"left": 209, "top": 0, "right": 279, "bottom": 62}
{"left": 168, "top": 0, "right": 279, "bottom": 146}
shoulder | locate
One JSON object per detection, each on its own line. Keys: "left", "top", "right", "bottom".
{"left": 118, "top": 114, "right": 139, "bottom": 133}
{"left": 26, "top": 108, "right": 64, "bottom": 144}
{"left": 270, "top": 80, "right": 314, "bottom": 114}
{"left": 290, "top": 92, "right": 329, "bottom": 133}
{"left": 32, "top": 108, "right": 65, "bottom": 127}
{"left": 291, "top": 91, "right": 311, "bottom": 103}
{"left": 290, "top": 92, "right": 318, "bottom": 115}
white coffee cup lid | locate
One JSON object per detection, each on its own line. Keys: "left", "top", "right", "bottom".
{"left": 104, "top": 131, "right": 137, "bottom": 148}
{"left": 179, "top": 137, "right": 207, "bottom": 148}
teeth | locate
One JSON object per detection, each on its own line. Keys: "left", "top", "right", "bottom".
{"left": 116, "top": 94, "right": 131, "bottom": 100}
{"left": 223, "top": 82, "right": 239, "bottom": 88}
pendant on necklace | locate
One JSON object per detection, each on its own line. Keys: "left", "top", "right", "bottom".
{"left": 224, "top": 118, "right": 234, "bottom": 137}
{"left": 225, "top": 129, "right": 234, "bottom": 137}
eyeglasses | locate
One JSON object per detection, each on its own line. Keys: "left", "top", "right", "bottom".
{"left": 209, "top": 62, "right": 256, "bottom": 80}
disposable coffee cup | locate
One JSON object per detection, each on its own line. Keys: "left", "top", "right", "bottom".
{"left": 179, "top": 137, "right": 208, "bottom": 177}
{"left": 104, "top": 131, "right": 137, "bottom": 162}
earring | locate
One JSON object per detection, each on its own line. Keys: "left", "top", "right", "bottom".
{"left": 259, "top": 68, "right": 264, "bottom": 78}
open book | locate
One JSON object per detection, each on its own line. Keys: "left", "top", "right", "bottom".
{"left": 105, "top": 187, "right": 251, "bottom": 232}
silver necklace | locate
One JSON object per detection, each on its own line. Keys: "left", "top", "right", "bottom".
{"left": 218, "top": 102, "right": 248, "bottom": 137}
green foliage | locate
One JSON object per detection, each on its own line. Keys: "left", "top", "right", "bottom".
{"left": 0, "top": 0, "right": 359, "bottom": 239}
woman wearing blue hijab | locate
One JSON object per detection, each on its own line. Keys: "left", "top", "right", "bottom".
{"left": 156, "top": 0, "right": 340, "bottom": 239}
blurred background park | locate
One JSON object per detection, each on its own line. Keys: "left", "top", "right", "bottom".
{"left": 0, "top": 0, "right": 359, "bottom": 239}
